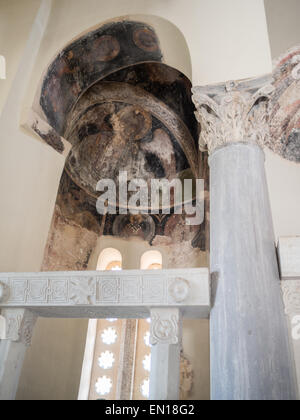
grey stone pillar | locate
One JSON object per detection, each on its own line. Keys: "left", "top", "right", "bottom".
{"left": 193, "top": 78, "right": 298, "bottom": 400}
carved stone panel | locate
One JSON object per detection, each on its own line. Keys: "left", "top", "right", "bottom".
{"left": 0, "top": 269, "right": 210, "bottom": 320}
{"left": 150, "top": 308, "right": 181, "bottom": 345}
{"left": 1, "top": 309, "right": 37, "bottom": 346}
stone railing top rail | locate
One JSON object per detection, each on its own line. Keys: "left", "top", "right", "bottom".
{"left": 0, "top": 268, "right": 210, "bottom": 319}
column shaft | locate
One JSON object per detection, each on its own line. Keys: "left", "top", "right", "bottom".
{"left": 209, "top": 143, "right": 297, "bottom": 400}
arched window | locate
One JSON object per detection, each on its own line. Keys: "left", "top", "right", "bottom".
{"left": 140, "top": 250, "right": 162, "bottom": 270}
{"left": 97, "top": 248, "right": 122, "bottom": 271}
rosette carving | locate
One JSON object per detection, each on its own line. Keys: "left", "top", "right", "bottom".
{"left": 168, "top": 278, "right": 190, "bottom": 303}
{"left": 150, "top": 308, "right": 181, "bottom": 345}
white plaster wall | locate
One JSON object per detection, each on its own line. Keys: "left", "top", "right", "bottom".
{"left": 17, "top": 318, "right": 88, "bottom": 401}
{"left": 0, "top": 0, "right": 40, "bottom": 115}
{"left": 0, "top": 0, "right": 64, "bottom": 273}
{"left": 265, "top": 149, "right": 300, "bottom": 239}
{"left": 265, "top": 0, "right": 300, "bottom": 59}
{"left": 0, "top": 0, "right": 85, "bottom": 401}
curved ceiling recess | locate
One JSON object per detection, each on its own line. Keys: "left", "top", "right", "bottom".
{"left": 64, "top": 79, "right": 198, "bottom": 205}
{"left": 40, "top": 20, "right": 202, "bottom": 240}
{"left": 40, "top": 21, "right": 163, "bottom": 135}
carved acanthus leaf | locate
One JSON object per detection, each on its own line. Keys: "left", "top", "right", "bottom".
{"left": 192, "top": 77, "right": 273, "bottom": 154}
{"left": 69, "top": 277, "right": 96, "bottom": 305}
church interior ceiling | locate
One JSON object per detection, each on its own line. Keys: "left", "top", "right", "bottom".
{"left": 38, "top": 20, "right": 209, "bottom": 266}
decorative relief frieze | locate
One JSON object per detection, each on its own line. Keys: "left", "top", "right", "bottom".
{"left": 192, "top": 76, "right": 273, "bottom": 154}
{"left": 69, "top": 277, "right": 96, "bottom": 305}
{"left": 10, "top": 279, "right": 28, "bottom": 302}
{"left": 0, "top": 269, "right": 210, "bottom": 320}
{"left": 97, "top": 277, "right": 119, "bottom": 303}
{"left": 143, "top": 276, "right": 166, "bottom": 304}
{"left": 27, "top": 279, "right": 48, "bottom": 303}
{"left": 0, "top": 271, "right": 204, "bottom": 307}
{"left": 281, "top": 281, "right": 300, "bottom": 316}
{"left": 48, "top": 278, "right": 68, "bottom": 303}
{"left": 120, "top": 276, "right": 142, "bottom": 303}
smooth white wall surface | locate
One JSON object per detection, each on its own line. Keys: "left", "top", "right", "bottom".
{"left": 265, "top": 0, "right": 300, "bottom": 59}
{"left": 0, "top": 0, "right": 40, "bottom": 115}
{"left": 17, "top": 318, "right": 89, "bottom": 401}
{"left": 0, "top": 0, "right": 65, "bottom": 273}
{"left": 265, "top": 149, "right": 300, "bottom": 239}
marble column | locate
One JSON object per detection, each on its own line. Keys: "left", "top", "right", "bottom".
{"left": 193, "top": 77, "right": 298, "bottom": 400}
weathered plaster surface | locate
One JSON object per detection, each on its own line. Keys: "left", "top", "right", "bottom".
{"left": 269, "top": 46, "right": 300, "bottom": 163}
{"left": 42, "top": 205, "right": 98, "bottom": 272}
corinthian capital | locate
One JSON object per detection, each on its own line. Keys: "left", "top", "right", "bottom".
{"left": 192, "top": 76, "right": 274, "bottom": 154}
